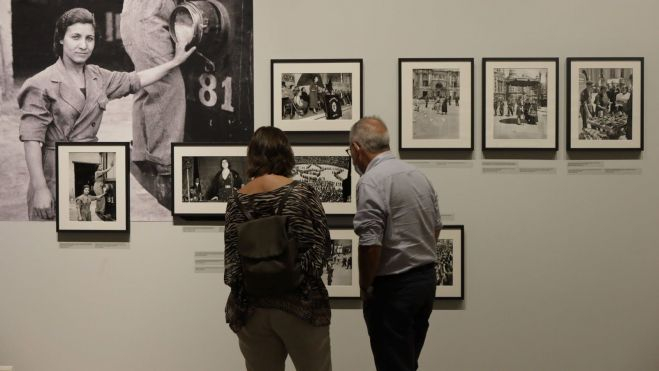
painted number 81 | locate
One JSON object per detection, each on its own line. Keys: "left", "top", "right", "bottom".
{"left": 198, "top": 73, "right": 234, "bottom": 112}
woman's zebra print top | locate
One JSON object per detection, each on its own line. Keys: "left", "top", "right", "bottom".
{"left": 224, "top": 181, "right": 331, "bottom": 333}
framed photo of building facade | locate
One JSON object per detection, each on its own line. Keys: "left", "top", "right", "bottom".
{"left": 172, "top": 144, "right": 357, "bottom": 216}
{"left": 483, "top": 58, "right": 558, "bottom": 150}
{"left": 271, "top": 59, "right": 363, "bottom": 133}
{"left": 567, "top": 57, "right": 643, "bottom": 150}
{"left": 435, "top": 225, "right": 464, "bottom": 299}
{"left": 56, "top": 143, "right": 130, "bottom": 232}
{"left": 322, "top": 229, "right": 359, "bottom": 297}
{"left": 399, "top": 58, "right": 474, "bottom": 150}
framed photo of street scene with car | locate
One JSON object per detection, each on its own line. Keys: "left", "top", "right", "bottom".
{"left": 567, "top": 57, "right": 643, "bottom": 150}
{"left": 56, "top": 142, "right": 130, "bottom": 232}
{"left": 322, "top": 229, "right": 360, "bottom": 298}
{"left": 434, "top": 225, "right": 464, "bottom": 299}
{"left": 482, "top": 58, "right": 558, "bottom": 150}
{"left": 399, "top": 58, "right": 474, "bottom": 150}
{"left": 271, "top": 59, "right": 363, "bottom": 133}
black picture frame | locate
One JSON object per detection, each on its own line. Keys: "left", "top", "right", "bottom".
{"left": 55, "top": 142, "right": 130, "bottom": 232}
{"left": 482, "top": 58, "right": 559, "bottom": 150}
{"left": 435, "top": 225, "right": 464, "bottom": 300}
{"left": 398, "top": 58, "right": 474, "bottom": 151}
{"left": 566, "top": 57, "right": 644, "bottom": 150}
{"left": 271, "top": 59, "right": 363, "bottom": 139}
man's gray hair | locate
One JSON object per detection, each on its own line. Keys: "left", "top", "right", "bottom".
{"left": 349, "top": 116, "right": 390, "bottom": 153}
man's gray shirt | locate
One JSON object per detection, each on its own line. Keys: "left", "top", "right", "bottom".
{"left": 353, "top": 151, "right": 442, "bottom": 276}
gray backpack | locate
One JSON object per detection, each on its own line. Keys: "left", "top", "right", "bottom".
{"left": 234, "top": 181, "right": 302, "bottom": 297}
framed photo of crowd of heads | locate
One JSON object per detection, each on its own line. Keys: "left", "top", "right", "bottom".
{"left": 398, "top": 58, "right": 474, "bottom": 150}
{"left": 271, "top": 59, "right": 363, "bottom": 134}
{"left": 435, "top": 225, "right": 464, "bottom": 299}
{"left": 567, "top": 57, "right": 644, "bottom": 150}
{"left": 291, "top": 145, "right": 357, "bottom": 215}
{"left": 322, "top": 229, "right": 360, "bottom": 297}
{"left": 171, "top": 144, "right": 249, "bottom": 216}
{"left": 55, "top": 142, "right": 130, "bottom": 232}
{"left": 482, "top": 58, "right": 559, "bottom": 150}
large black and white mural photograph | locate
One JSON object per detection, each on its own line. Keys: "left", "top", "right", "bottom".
{"left": 272, "top": 59, "right": 362, "bottom": 132}
{"left": 567, "top": 58, "right": 643, "bottom": 150}
{"left": 292, "top": 146, "right": 357, "bottom": 214}
{"left": 0, "top": 0, "right": 253, "bottom": 222}
{"left": 172, "top": 145, "right": 247, "bottom": 216}
{"left": 434, "top": 226, "right": 464, "bottom": 299}
{"left": 56, "top": 143, "right": 129, "bottom": 232}
{"left": 399, "top": 59, "right": 473, "bottom": 150}
{"left": 321, "top": 230, "right": 359, "bottom": 297}
{"left": 483, "top": 59, "right": 558, "bottom": 150}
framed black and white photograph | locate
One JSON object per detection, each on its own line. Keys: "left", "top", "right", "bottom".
{"left": 271, "top": 59, "right": 363, "bottom": 133}
{"left": 292, "top": 146, "right": 357, "bottom": 215}
{"left": 172, "top": 144, "right": 248, "bottom": 216}
{"left": 435, "top": 225, "right": 464, "bottom": 299}
{"left": 567, "top": 58, "right": 644, "bottom": 150}
{"left": 172, "top": 144, "right": 358, "bottom": 216}
{"left": 399, "top": 58, "right": 474, "bottom": 150}
{"left": 321, "top": 229, "right": 359, "bottom": 298}
{"left": 483, "top": 58, "right": 558, "bottom": 150}
{"left": 56, "top": 143, "right": 129, "bottom": 232}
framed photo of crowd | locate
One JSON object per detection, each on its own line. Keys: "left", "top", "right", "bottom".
{"left": 271, "top": 59, "right": 363, "bottom": 134}
{"left": 482, "top": 58, "right": 559, "bottom": 150}
{"left": 171, "top": 144, "right": 357, "bottom": 216}
{"left": 322, "top": 229, "right": 360, "bottom": 298}
{"left": 398, "top": 58, "right": 474, "bottom": 150}
{"left": 566, "top": 57, "right": 644, "bottom": 150}
{"left": 55, "top": 142, "right": 130, "bottom": 232}
{"left": 434, "top": 225, "right": 464, "bottom": 300}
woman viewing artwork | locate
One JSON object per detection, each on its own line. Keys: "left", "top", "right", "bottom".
{"left": 17, "top": 7, "right": 195, "bottom": 220}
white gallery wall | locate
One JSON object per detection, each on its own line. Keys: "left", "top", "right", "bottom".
{"left": 1, "top": 0, "right": 659, "bottom": 370}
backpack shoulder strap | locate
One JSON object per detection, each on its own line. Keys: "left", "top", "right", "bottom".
{"left": 275, "top": 180, "right": 298, "bottom": 215}
{"left": 233, "top": 191, "right": 253, "bottom": 220}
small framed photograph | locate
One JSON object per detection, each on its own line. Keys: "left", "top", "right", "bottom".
{"left": 435, "top": 225, "right": 464, "bottom": 299}
{"left": 482, "top": 58, "right": 559, "bottom": 150}
{"left": 172, "top": 144, "right": 357, "bottom": 216}
{"left": 56, "top": 143, "right": 130, "bottom": 232}
{"left": 399, "top": 58, "right": 474, "bottom": 150}
{"left": 567, "top": 57, "right": 643, "bottom": 150}
{"left": 271, "top": 59, "right": 363, "bottom": 134}
{"left": 292, "top": 145, "right": 357, "bottom": 215}
{"left": 322, "top": 229, "right": 359, "bottom": 298}
{"left": 172, "top": 144, "right": 249, "bottom": 216}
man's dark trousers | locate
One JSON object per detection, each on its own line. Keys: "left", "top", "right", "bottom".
{"left": 363, "top": 263, "right": 436, "bottom": 371}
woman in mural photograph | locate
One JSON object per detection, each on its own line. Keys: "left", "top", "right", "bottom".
{"left": 17, "top": 7, "right": 195, "bottom": 220}
{"left": 205, "top": 158, "right": 244, "bottom": 202}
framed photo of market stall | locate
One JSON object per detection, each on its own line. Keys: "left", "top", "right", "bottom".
{"left": 567, "top": 57, "right": 644, "bottom": 150}
{"left": 271, "top": 59, "right": 363, "bottom": 134}
{"left": 56, "top": 143, "right": 130, "bottom": 232}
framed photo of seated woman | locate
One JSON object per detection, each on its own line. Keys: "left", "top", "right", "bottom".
{"left": 271, "top": 59, "right": 363, "bottom": 135}
{"left": 55, "top": 142, "right": 130, "bottom": 232}
{"left": 171, "top": 144, "right": 249, "bottom": 216}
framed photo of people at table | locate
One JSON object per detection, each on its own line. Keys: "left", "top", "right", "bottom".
{"left": 434, "top": 225, "right": 464, "bottom": 299}
{"left": 271, "top": 59, "right": 363, "bottom": 133}
{"left": 399, "top": 58, "right": 474, "bottom": 150}
{"left": 55, "top": 142, "right": 130, "bottom": 232}
{"left": 567, "top": 57, "right": 644, "bottom": 150}
{"left": 482, "top": 58, "right": 559, "bottom": 150}
{"left": 322, "top": 229, "right": 360, "bottom": 298}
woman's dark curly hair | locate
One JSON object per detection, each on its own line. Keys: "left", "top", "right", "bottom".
{"left": 53, "top": 8, "right": 96, "bottom": 58}
{"left": 246, "top": 126, "right": 295, "bottom": 178}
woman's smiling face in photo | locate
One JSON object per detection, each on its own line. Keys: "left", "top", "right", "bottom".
{"left": 61, "top": 22, "right": 95, "bottom": 65}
